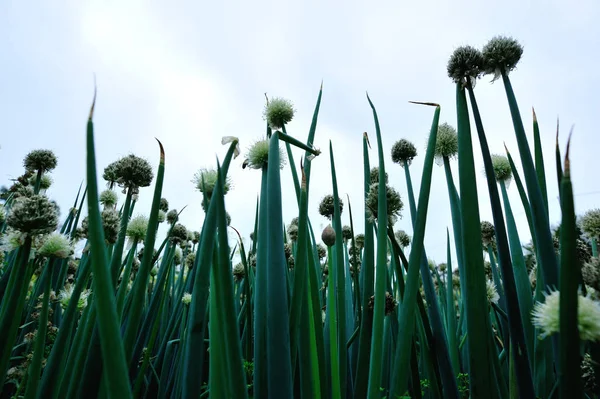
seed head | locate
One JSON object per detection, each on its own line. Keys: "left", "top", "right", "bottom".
{"left": 173, "top": 248, "right": 182, "bottom": 265}
{"left": 246, "top": 139, "right": 286, "bottom": 170}
{"left": 157, "top": 210, "right": 166, "bottom": 223}
{"left": 370, "top": 167, "right": 388, "bottom": 184}
{"left": 317, "top": 243, "right": 327, "bottom": 260}
{"left": 486, "top": 280, "right": 500, "bottom": 304}
{"left": 355, "top": 234, "right": 365, "bottom": 250}
{"left": 192, "top": 231, "right": 200, "bottom": 244}
{"left": 322, "top": 225, "right": 336, "bottom": 247}
{"left": 23, "top": 149, "right": 58, "bottom": 173}
{"left": 481, "top": 221, "right": 496, "bottom": 248}
{"left": 126, "top": 215, "right": 149, "bottom": 243}
{"left": 99, "top": 189, "right": 118, "bottom": 209}
{"left": 581, "top": 209, "right": 600, "bottom": 240}
{"left": 583, "top": 258, "right": 600, "bottom": 291}
{"left": 263, "top": 97, "right": 295, "bottom": 129}
{"left": 395, "top": 230, "right": 411, "bottom": 248}
{"left": 318, "top": 194, "right": 344, "bottom": 220}
{"left": 447, "top": 45, "right": 485, "bottom": 84}
{"left": 342, "top": 225, "right": 352, "bottom": 241}
{"left": 7, "top": 194, "right": 58, "bottom": 235}
{"left": 233, "top": 262, "right": 245, "bottom": 281}
{"left": 434, "top": 123, "right": 458, "bottom": 160}
{"left": 112, "top": 154, "right": 154, "bottom": 190}
{"left": 182, "top": 292, "right": 192, "bottom": 305}
{"left": 288, "top": 224, "right": 298, "bottom": 241}
{"left": 170, "top": 223, "right": 188, "bottom": 246}
{"left": 166, "top": 209, "right": 178, "bottom": 225}
{"left": 38, "top": 233, "right": 73, "bottom": 258}
{"left": 366, "top": 183, "right": 404, "bottom": 226}
{"left": 391, "top": 139, "right": 418, "bottom": 166}
{"left": 491, "top": 154, "right": 512, "bottom": 182}
{"left": 368, "top": 292, "right": 397, "bottom": 316}
{"left": 481, "top": 36, "right": 523, "bottom": 76}
{"left": 185, "top": 252, "right": 196, "bottom": 269}
{"left": 159, "top": 198, "right": 169, "bottom": 212}
{"left": 532, "top": 290, "right": 600, "bottom": 341}
{"left": 192, "top": 167, "right": 232, "bottom": 199}
{"left": 102, "top": 209, "right": 121, "bottom": 244}
{"left": 29, "top": 174, "right": 53, "bottom": 190}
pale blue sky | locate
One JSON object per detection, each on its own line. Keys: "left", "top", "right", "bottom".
{"left": 1, "top": 0, "right": 599, "bottom": 263}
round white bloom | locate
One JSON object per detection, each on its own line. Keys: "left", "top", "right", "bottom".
{"left": 486, "top": 280, "right": 500, "bottom": 305}
{"left": 182, "top": 292, "right": 192, "bottom": 305}
{"left": 38, "top": 232, "right": 73, "bottom": 258}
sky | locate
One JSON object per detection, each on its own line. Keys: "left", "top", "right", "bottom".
{"left": 1, "top": 0, "right": 599, "bottom": 264}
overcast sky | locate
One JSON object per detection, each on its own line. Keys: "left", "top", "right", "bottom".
{"left": 1, "top": 0, "right": 599, "bottom": 264}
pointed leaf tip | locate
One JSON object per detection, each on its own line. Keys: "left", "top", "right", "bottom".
{"left": 155, "top": 138, "right": 165, "bottom": 163}
{"left": 408, "top": 101, "right": 440, "bottom": 108}
{"left": 532, "top": 107, "right": 537, "bottom": 122}
{"left": 556, "top": 118, "right": 560, "bottom": 144}
{"left": 88, "top": 84, "right": 97, "bottom": 121}
{"left": 564, "top": 126, "right": 574, "bottom": 177}
{"left": 363, "top": 132, "right": 371, "bottom": 149}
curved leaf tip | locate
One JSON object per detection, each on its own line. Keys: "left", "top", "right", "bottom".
{"left": 88, "top": 83, "right": 97, "bottom": 121}
{"left": 155, "top": 138, "right": 165, "bottom": 164}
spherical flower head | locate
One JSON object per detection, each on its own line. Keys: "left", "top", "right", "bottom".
{"left": 395, "top": 230, "right": 411, "bottom": 248}
{"left": 38, "top": 232, "right": 73, "bottom": 258}
{"left": 391, "top": 139, "right": 418, "bottom": 166}
{"left": 99, "top": 189, "right": 118, "bottom": 209}
{"left": 486, "top": 280, "right": 500, "bottom": 304}
{"left": 192, "top": 168, "right": 231, "bottom": 198}
{"left": 264, "top": 97, "right": 295, "bottom": 129}
{"left": 481, "top": 221, "right": 496, "bottom": 248}
{"left": 233, "top": 262, "right": 245, "bottom": 281}
{"left": 290, "top": 217, "right": 299, "bottom": 227}
{"left": 191, "top": 231, "right": 199, "bottom": 244}
{"left": 150, "top": 265, "right": 159, "bottom": 277}
{"left": 23, "top": 149, "right": 58, "bottom": 173}
{"left": 102, "top": 161, "right": 119, "bottom": 186}
{"left": 157, "top": 210, "right": 166, "bottom": 223}
{"left": 159, "top": 198, "right": 169, "bottom": 212}
{"left": 29, "top": 174, "right": 53, "bottom": 190}
{"left": 288, "top": 224, "right": 298, "bottom": 241}
{"left": 491, "top": 154, "right": 512, "bottom": 183}
{"left": 185, "top": 253, "right": 196, "bottom": 269}
{"left": 101, "top": 209, "right": 121, "bottom": 244}
{"left": 581, "top": 209, "right": 600, "bottom": 240}
{"left": 173, "top": 248, "right": 182, "bottom": 265}
{"left": 366, "top": 183, "right": 404, "bottom": 226}
{"left": 0, "top": 229, "right": 26, "bottom": 253}
{"left": 481, "top": 36, "right": 523, "bottom": 75}
{"left": 367, "top": 292, "right": 397, "bottom": 316}
{"left": 126, "top": 215, "right": 149, "bottom": 243}
{"left": 342, "top": 225, "right": 352, "bottom": 241}
{"left": 170, "top": 223, "right": 188, "bottom": 246}
{"left": 439, "top": 263, "right": 447, "bottom": 272}
{"left": 182, "top": 292, "right": 192, "bottom": 305}
{"left": 532, "top": 290, "right": 600, "bottom": 341}
{"left": 166, "top": 209, "right": 178, "bottom": 225}
{"left": 434, "top": 123, "right": 458, "bottom": 160}
{"left": 316, "top": 243, "right": 327, "bottom": 259}
{"left": 112, "top": 154, "right": 154, "bottom": 190}
{"left": 583, "top": 258, "right": 600, "bottom": 291}
{"left": 7, "top": 194, "right": 58, "bottom": 235}
{"left": 58, "top": 285, "right": 90, "bottom": 311}
{"left": 246, "top": 139, "right": 287, "bottom": 170}
{"left": 447, "top": 45, "right": 485, "bottom": 84}
{"left": 318, "top": 194, "right": 344, "bottom": 220}
{"left": 369, "top": 167, "right": 388, "bottom": 184}
{"left": 354, "top": 234, "right": 365, "bottom": 250}
{"left": 322, "top": 225, "right": 336, "bottom": 247}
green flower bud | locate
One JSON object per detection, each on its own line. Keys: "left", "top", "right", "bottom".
{"left": 150, "top": 265, "right": 159, "bottom": 277}
{"left": 447, "top": 45, "right": 485, "bottom": 84}
{"left": 182, "top": 292, "right": 192, "bottom": 305}
{"left": 7, "top": 194, "right": 58, "bottom": 235}
{"left": 491, "top": 154, "right": 512, "bottom": 182}
{"left": 245, "top": 139, "right": 286, "bottom": 170}
{"left": 38, "top": 232, "right": 73, "bottom": 258}
{"left": 126, "top": 215, "right": 149, "bottom": 243}
{"left": 318, "top": 194, "right": 343, "bottom": 220}
{"left": 391, "top": 139, "right": 417, "bottom": 166}
{"left": 99, "top": 189, "right": 118, "bottom": 208}
{"left": 23, "top": 149, "right": 58, "bottom": 173}
{"left": 369, "top": 167, "right": 388, "bottom": 184}
{"left": 481, "top": 36, "right": 523, "bottom": 76}
{"left": 264, "top": 97, "right": 295, "bottom": 129}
